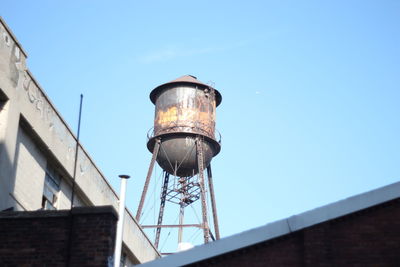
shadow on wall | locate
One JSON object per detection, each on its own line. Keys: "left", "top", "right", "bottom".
{"left": 0, "top": 27, "right": 27, "bottom": 211}
{"left": 0, "top": 91, "right": 15, "bottom": 211}
{"left": 0, "top": 150, "right": 13, "bottom": 211}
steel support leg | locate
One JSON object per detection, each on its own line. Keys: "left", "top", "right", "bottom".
{"left": 155, "top": 171, "right": 170, "bottom": 248}
{"left": 178, "top": 204, "right": 184, "bottom": 243}
{"left": 196, "top": 136, "right": 210, "bottom": 243}
{"left": 207, "top": 165, "right": 220, "bottom": 240}
{"left": 136, "top": 138, "right": 160, "bottom": 222}
{"left": 178, "top": 177, "right": 186, "bottom": 244}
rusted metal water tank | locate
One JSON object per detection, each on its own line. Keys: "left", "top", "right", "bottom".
{"left": 147, "top": 75, "right": 222, "bottom": 177}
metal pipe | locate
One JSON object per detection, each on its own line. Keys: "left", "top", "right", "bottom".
{"left": 70, "top": 94, "right": 83, "bottom": 209}
{"left": 114, "top": 174, "right": 130, "bottom": 267}
{"left": 66, "top": 94, "right": 83, "bottom": 267}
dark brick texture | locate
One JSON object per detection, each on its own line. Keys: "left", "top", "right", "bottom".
{"left": 188, "top": 199, "right": 400, "bottom": 267}
{"left": 0, "top": 206, "right": 117, "bottom": 267}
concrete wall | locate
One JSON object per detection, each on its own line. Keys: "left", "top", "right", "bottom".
{"left": 11, "top": 125, "right": 86, "bottom": 211}
{"left": 0, "top": 16, "right": 160, "bottom": 263}
{"left": 0, "top": 17, "right": 24, "bottom": 211}
{"left": 12, "top": 126, "right": 47, "bottom": 210}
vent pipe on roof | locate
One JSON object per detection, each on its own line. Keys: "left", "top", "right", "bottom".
{"left": 114, "top": 174, "right": 130, "bottom": 267}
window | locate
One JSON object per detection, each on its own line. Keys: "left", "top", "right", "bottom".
{"left": 42, "top": 164, "right": 61, "bottom": 210}
{"left": 120, "top": 252, "right": 127, "bottom": 267}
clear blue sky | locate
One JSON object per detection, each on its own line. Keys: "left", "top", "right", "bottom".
{"left": 2, "top": 0, "right": 400, "bottom": 251}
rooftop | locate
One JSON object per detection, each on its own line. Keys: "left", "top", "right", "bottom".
{"left": 139, "top": 180, "right": 400, "bottom": 267}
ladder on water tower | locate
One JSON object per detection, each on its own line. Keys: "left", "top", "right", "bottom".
{"left": 196, "top": 136, "right": 210, "bottom": 243}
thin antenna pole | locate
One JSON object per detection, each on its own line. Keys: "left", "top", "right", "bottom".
{"left": 66, "top": 94, "right": 84, "bottom": 267}
{"left": 70, "top": 94, "right": 83, "bottom": 209}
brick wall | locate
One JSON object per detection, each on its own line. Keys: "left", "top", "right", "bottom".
{"left": 190, "top": 198, "right": 400, "bottom": 266}
{"left": 0, "top": 206, "right": 117, "bottom": 267}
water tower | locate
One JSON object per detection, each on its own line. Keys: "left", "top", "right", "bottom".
{"left": 136, "top": 75, "right": 222, "bottom": 251}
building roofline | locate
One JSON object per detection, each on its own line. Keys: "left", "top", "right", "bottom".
{"left": 0, "top": 20, "right": 124, "bottom": 205}
{"left": 24, "top": 70, "right": 161, "bottom": 257}
{"left": 23, "top": 69, "right": 121, "bottom": 200}
{"left": 0, "top": 205, "right": 118, "bottom": 219}
{"left": 0, "top": 15, "right": 161, "bottom": 258}
{"left": 0, "top": 16, "right": 28, "bottom": 58}
{"left": 139, "top": 180, "right": 400, "bottom": 267}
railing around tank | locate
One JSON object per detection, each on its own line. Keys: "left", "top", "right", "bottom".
{"left": 147, "top": 126, "right": 222, "bottom": 145}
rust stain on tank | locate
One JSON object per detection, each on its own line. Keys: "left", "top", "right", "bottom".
{"left": 156, "top": 106, "right": 178, "bottom": 125}
{"left": 153, "top": 86, "right": 217, "bottom": 140}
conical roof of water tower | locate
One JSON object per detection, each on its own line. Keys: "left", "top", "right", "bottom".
{"left": 149, "top": 75, "right": 222, "bottom": 106}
